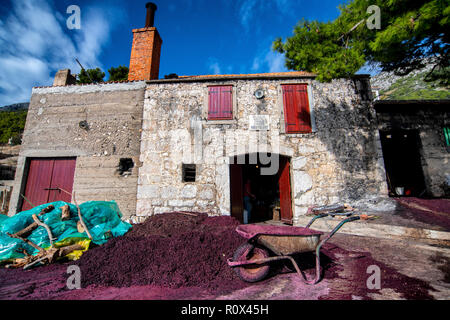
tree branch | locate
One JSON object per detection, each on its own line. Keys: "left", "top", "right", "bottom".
{"left": 32, "top": 214, "right": 55, "bottom": 248}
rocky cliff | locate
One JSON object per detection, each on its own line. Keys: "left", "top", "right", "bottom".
{"left": 371, "top": 61, "right": 449, "bottom": 100}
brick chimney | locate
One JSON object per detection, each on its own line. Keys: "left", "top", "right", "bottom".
{"left": 128, "top": 2, "right": 162, "bottom": 81}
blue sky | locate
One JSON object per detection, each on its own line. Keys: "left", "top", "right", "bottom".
{"left": 0, "top": 0, "right": 351, "bottom": 106}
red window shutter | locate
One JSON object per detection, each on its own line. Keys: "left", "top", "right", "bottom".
{"left": 208, "top": 86, "right": 233, "bottom": 120}
{"left": 282, "top": 85, "right": 300, "bottom": 132}
{"left": 282, "top": 84, "right": 312, "bottom": 133}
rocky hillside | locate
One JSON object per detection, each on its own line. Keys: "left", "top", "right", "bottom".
{"left": 371, "top": 62, "right": 449, "bottom": 100}
{"left": 0, "top": 103, "right": 29, "bottom": 112}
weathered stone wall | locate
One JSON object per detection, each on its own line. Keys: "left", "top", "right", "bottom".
{"left": 9, "top": 82, "right": 146, "bottom": 218}
{"left": 0, "top": 145, "right": 20, "bottom": 180}
{"left": 376, "top": 103, "right": 450, "bottom": 197}
{"left": 135, "top": 76, "right": 389, "bottom": 224}
{"left": 1, "top": 145, "right": 20, "bottom": 215}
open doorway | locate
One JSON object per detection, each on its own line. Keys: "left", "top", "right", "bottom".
{"left": 379, "top": 130, "right": 427, "bottom": 197}
{"left": 230, "top": 154, "right": 293, "bottom": 224}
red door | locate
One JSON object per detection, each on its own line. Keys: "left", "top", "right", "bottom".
{"left": 230, "top": 163, "right": 244, "bottom": 223}
{"left": 21, "top": 158, "right": 76, "bottom": 211}
{"left": 278, "top": 157, "right": 293, "bottom": 224}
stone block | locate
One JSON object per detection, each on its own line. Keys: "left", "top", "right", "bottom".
{"left": 137, "top": 185, "right": 160, "bottom": 199}
{"left": 293, "top": 171, "right": 313, "bottom": 196}
{"left": 181, "top": 185, "right": 197, "bottom": 198}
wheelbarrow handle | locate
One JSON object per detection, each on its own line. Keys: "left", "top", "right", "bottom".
{"left": 305, "top": 212, "right": 359, "bottom": 228}
{"left": 305, "top": 213, "right": 329, "bottom": 228}
{"left": 315, "top": 216, "right": 360, "bottom": 253}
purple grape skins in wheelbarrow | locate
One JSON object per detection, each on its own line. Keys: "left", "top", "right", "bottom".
{"left": 228, "top": 214, "right": 364, "bottom": 284}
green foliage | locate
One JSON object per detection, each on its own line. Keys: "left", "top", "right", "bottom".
{"left": 108, "top": 66, "right": 129, "bottom": 82}
{"left": 274, "top": 0, "right": 449, "bottom": 83}
{"left": 0, "top": 111, "right": 27, "bottom": 144}
{"left": 77, "top": 68, "right": 105, "bottom": 84}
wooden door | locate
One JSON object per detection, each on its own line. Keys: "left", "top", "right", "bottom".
{"left": 230, "top": 163, "right": 244, "bottom": 223}
{"left": 21, "top": 158, "right": 76, "bottom": 211}
{"left": 47, "top": 158, "right": 77, "bottom": 203}
{"left": 278, "top": 157, "right": 293, "bottom": 224}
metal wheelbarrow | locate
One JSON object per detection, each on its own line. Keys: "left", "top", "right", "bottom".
{"left": 227, "top": 213, "right": 366, "bottom": 284}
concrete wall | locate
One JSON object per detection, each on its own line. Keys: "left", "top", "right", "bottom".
{"left": 135, "top": 76, "right": 389, "bottom": 223}
{"left": 376, "top": 102, "right": 450, "bottom": 197}
{"left": 9, "top": 82, "right": 146, "bottom": 218}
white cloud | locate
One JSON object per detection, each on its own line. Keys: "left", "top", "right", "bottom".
{"left": 237, "top": 0, "right": 295, "bottom": 31}
{"left": 0, "top": 0, "right": 118, "bottom": 106}
{"left": 251, "top": 48, "right": 288, "bottom": 73}
{"left": 273, "top": 0, "right": 294, "bottom": 16}
{"left": 265, "top": 51, "right": 287, "bottom": 73}
{"left": 239, "top": 0, "right": 258, "bottom": 31}
{"left": 207, "top": 58, "right": 222, "bottom": 74}
{"left": 206, "top": 57, "right": 234, "bottom": 75}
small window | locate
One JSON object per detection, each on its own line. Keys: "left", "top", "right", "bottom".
{"left": 282, "top": 84, "right": 312, "bottom": 133}
{"left": 182, "top": 164, "right": 196, "bottom": 182}
{"left": 208, "top": 85, "right": 233, "bottom": 120}
{"left": 118, "top": 158, "right": 134, "bottom": 176}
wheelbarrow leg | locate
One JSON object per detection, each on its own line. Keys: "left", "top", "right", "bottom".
{"left": 299, "top": 216, "right": 362, "bottom": 284}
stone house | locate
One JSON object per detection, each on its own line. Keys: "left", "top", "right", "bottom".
{"left": 8, "top": 3, "right": 395, "bottom": 224}
{"left": 375, "top": 99, "right": 450, "bottom": 198}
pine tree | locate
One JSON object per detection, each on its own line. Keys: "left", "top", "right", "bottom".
{"left": 274, "top": 0, "right": 449, "bottom": 83}
{"left": 77, "top": 68, "right": 105, "bottom": 84}
{"left": 108, "top": 66, "right": 129, "bottom": 82}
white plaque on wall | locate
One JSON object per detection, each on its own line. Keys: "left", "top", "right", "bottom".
{"left": 249, "top": 115, "right": 270, "bottom": 131}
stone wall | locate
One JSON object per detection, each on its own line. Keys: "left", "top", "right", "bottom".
{"left": 8, "top": 82, "right": 146, "bottom": 218}
{"left": 1, "top": 145, "right": 20, "bottom": 215}
{"left": 0, "top": 145, "right": 20, "bottom": 180}
{"left": 135, "top": 76, "right": 389, "bottom": 224}
{"left": 376, "top": 102, "right": 450, "bottom": 197}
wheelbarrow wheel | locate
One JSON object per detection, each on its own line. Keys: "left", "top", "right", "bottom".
{"left": 232, "top": 243, "right": 270, "bottom": 283}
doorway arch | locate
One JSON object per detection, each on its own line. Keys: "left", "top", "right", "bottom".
{"left": 229, "top": 153, "right": 293, "bottom": 224}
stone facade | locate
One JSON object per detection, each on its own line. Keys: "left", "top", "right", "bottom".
{"left": 9, "top": 73, "right": 396, "bottom": 223}
{"left": 133, "top": 75, "right": 389, "bottom": 224}
{"left": 8, "top": 82, "right": 146, "bottom": 218}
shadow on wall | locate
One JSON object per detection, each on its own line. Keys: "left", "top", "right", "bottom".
{"left": 309, "top": 79, "right": 393, "bottom": 210}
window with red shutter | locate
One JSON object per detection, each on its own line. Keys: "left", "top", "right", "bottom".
{"left": 282, "top": 84, "right": 312, "bottom": 133}
{"left": 208, "top": 85, "right": 233, "bottom": 120}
